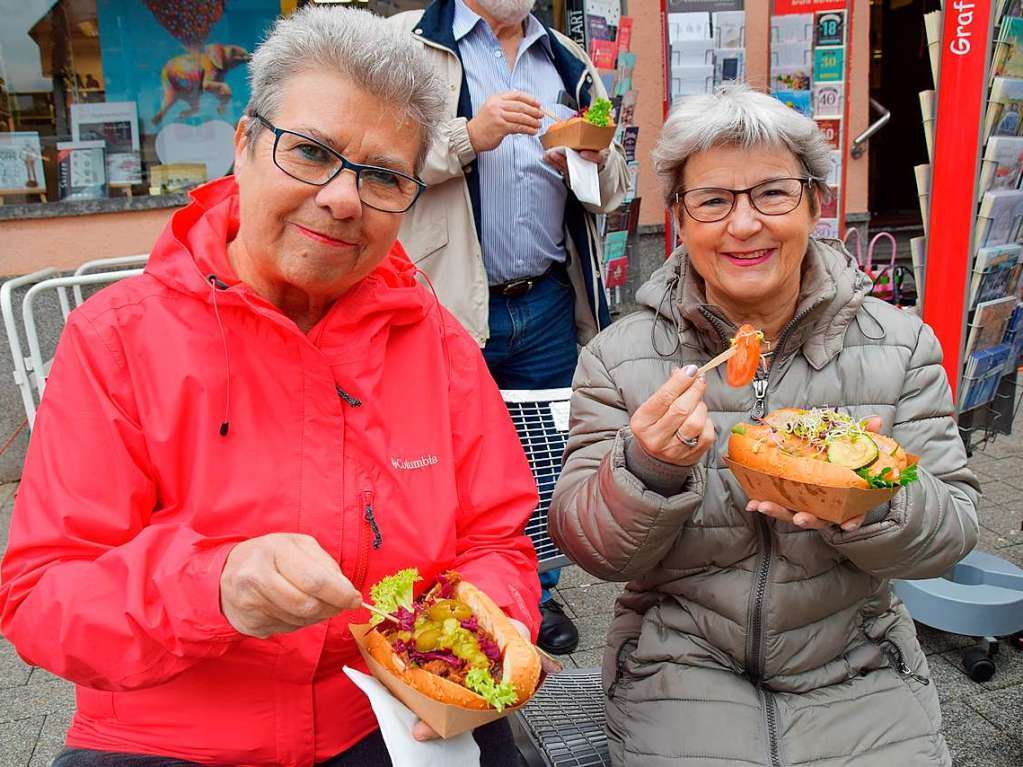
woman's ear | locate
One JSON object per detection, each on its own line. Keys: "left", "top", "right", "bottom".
{"left": 809, "top": 185, "right": 824, "bottom": 227}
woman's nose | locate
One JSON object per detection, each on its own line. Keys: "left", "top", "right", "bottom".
{"left": 315, "top": 170, "right": 363, "bottom": 219}
{"left": 726, "top": 193, "right": 763, "bottom": 237}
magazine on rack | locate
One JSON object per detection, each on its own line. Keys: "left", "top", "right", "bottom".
{"left": 984, "top": 77, "right": 1023, "bottom": 141}
{"left": 976, "top": 189, "right": 1023, "bottom": 246}
{"left": 960, "top": 344, "right": 1013, "bottom": 413}
{"left": 965, "top": 295, "right": 1019, "bottom": 358}
{"left": 980, "top": 135, "right": 1023, "bottom": 194}
{"left": 970, "top": 244, "right": 1023, "bottom": 309}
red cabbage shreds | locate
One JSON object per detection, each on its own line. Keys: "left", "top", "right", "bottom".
{"left": 395, "top": 606, "right": 417, "bottom": 632}
{"left": 460, "top": 616, "right": 480, "bottom": 632}
{"left": 476, "top": 634, "right": 501, "bottom": 663}
{"left": 435, "top": 571, "right": 460, "bottom": 599}
{"left": 391, "top": 638, "right": 410, "bottom": 655}
{"left": 411, "top": 649, "right": 465, "bottom": 668}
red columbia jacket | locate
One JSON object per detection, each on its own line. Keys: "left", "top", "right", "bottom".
{"left": 0, "top": 177, "right": 541, "bottom": 766}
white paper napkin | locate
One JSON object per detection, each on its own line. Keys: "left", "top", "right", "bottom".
{"left": 565, "top": 148, "right": 602, "bottom": 206}
{"left": 343, "top": 666, "right": 481, "bottom": 767}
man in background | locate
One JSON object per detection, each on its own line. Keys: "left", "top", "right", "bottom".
{"left": 389, "top": 0, "right": 628, "bottom": 654}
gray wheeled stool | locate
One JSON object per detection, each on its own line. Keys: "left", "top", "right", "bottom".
{"left": 893, "top": 549, "right": 1023, "bottom": 681}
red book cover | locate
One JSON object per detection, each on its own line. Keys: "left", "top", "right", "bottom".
{"left": 617, "top": 17, "right": 633, "bottom": 53}
{"left": 606, "top": 257, "right": 629, "bottom": 288}
{"left": 590, "top": 39, "right": 618, "bottom": 69}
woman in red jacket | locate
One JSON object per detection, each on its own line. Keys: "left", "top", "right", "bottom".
{"left": 0, "top": 7, "right": 540, "bottom": 766}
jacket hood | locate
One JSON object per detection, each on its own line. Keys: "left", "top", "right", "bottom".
{"left": 145, "top": 176, "right": 431, "bottom": 332}
{"left": 636, "top": 237, "right": 874, "bottom": 370}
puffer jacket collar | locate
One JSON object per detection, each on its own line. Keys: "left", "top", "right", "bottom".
{"left": 637, "top": 237, "right": 873, "bottom": 370}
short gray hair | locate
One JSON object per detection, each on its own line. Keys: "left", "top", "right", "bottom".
{"left": 652, "top": 84, "right": 831, "bottom": 213}
{"left": 244, "top": 5, "right": 444, "bottom": 174}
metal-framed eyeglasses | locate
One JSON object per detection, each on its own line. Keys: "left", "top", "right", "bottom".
{"left": 673, "top": 177, "right": 819, "bottom": 223}
{"left": 252, "top": 113, "right": 426, "bottom": 213}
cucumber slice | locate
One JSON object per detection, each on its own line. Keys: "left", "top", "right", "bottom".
{"left": 826, "top": 435, "right": 879, "bottom": 469}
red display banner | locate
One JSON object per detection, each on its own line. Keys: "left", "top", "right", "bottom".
{"left": 923, "top": 2, "right": 993, "bottom": 400}
{"left": 773, "top": 0, "right": 846, "bottom": 15}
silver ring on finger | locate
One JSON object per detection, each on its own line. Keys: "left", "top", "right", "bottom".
{"left": 675, "top": 431, "right": 699, "bottom": 449}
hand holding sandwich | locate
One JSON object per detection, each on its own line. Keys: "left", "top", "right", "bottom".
{"left": 743, "top": 416, "right": 885, "bottom": 532}
{"left": 220, "top": 533, "right": 362, "bottom": 638}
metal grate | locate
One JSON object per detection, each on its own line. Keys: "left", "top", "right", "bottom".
{"left": 501, "top": 388, "right": 573, "bottom": 573}
{"left": 514, "top": 668, "right": 610, "bottom": 767}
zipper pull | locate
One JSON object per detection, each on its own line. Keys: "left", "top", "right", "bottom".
{"left": 362, "top": 491, "right": 382, "bottom": 549}
{"left": 884, "top": 643, "right": 930, "bottom": 685}
{"left": 751, "top": 376, "right": 769, "bottom": 420}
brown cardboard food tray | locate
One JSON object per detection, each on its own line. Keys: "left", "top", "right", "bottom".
{"left": 350, "top": 623, "right": 543, "bottom": 739}
{"left": 540, "top": 119, "right": 616, "bottom": 151}
{"left": 723, "top": 457, "right": 915, "bottom": 525}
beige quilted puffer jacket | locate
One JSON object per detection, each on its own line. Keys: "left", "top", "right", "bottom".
{"left": 549, "top": 238, "right": 980, "bottom": 767}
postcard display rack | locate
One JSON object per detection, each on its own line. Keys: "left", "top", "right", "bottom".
{"left": 662, "top": 2, "right": 749, "bottom": 252}
{"left": 921, "top": 3, "right": 1023, "bottom": 450}
{"left": 563, "top": 0, "right": 641, "bottom": 311}
{"left": 769, "top": 2, "right": 853, "bottom": 241}
{"left": 661, "top": 2, "right": 855, "bottom": 254}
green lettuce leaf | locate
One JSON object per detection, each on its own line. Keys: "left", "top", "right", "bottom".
{"left": 464, "top": 667, "right": 519, "bottom": 711}
{"left": 368, "top": 568, "right": 421, "bottom": 625}
{"left": 582, "top": 97, "right": 613, "bottom": 128}
{"left": 855, "top": 462, "right": 919, "bottom": 489}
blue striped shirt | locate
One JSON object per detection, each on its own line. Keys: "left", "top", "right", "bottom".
{"left": 454, "top": 0, "right": 572, "bottom": 285}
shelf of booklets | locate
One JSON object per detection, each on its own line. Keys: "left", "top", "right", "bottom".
{"left": 661, "top": 5, "right": 749, "bottom": 255}
{"left": 567, "top": 0, "right": 640, "bottom": 311}
{"left": 923, "top": 2, "right": 1023, "bottom": 452}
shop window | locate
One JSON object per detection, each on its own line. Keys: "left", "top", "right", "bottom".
{"left": 0, "top": 0, "right": 433, "bottom": 212}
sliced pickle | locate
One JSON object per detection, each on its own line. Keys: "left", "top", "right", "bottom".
{"left": 826, "top": 434, "right": 879, "bottom": 469}
{"left": 427, "top": 599, "right": 472, "bottom": 622}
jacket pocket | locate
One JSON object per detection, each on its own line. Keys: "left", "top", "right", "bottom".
{"left": 351, "top": 487, "right": 380, "bottom": 591}
{"left": 606, "top": 638, "right": 638, "bottom": 700}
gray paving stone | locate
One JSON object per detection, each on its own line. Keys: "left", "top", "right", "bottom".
{"left": 0, "top": 676, "right": 74, "bottom": 725}
{"left": 974, "top": 457, "right": 1023, "bottom": 482}
{"left": 572, "top": 613, "right": 612, "bottom": 654}
{"left": 966, "top": 688, "right": 1023, "bottom": 751}
{"left": 977, "top": 480, "right": 1022, "bottom": 507}
{"left": 978, "top": 503, "right": 1023, "bottom": 539}
{"left": 943, "top": 700, "right": 1023, "bottom": 767}
{"left": 0, "top": 640, "right": 31, "bottom": 689}
{"left": 567, "top": 648, "right": 604, "bottom": 670}
{"left": 558, "top": 582, "right": 623, "bottom": 620}
{"left": 557, "top": 564, "right": 604, "bottom": 589}
{"left": 0, "top": 716, "right": 44, "bottom": 767}
{"left": 978, "top": 525, "right": 1022, "bottom": 551}
{"left": 26, "top": 667, "right": 63, "bottom": 687}
{"left": 28, "top": 709, "right": 73, "bottom": 767}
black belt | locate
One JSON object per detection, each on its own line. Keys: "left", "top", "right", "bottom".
{"left": 489, "top": 263, "right": 563, "bottom": 298}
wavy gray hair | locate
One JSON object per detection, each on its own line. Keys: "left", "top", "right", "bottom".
{"left": 243, "top": 5, "right": 444, "bottom": 174}
{"left": 652, "top": 84, "right": 831, "bottom": 214}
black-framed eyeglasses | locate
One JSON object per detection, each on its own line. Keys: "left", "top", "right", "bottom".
{"left": 673, "top": 177, "right": 818, "bottom": 223}
{"left": 252, "top": 113, "right": 426, "bottom": 213}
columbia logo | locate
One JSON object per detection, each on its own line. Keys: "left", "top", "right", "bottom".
{"left": 391, "top": 455, "right": 439, "bottom": 470}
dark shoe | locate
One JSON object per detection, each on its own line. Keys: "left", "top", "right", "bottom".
{"left": 538, "top": 600, "right": 579, "bottom": 655}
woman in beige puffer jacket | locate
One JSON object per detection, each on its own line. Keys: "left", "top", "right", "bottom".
{"left": 549, "top": 87, "right": 980, "bottom": 767}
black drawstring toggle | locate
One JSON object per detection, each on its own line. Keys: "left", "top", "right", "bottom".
{"left": 335, "top": 385, "right": 362, "bottom": 408}
{"left": 207, "top": 274, "right": 230, "bottom": 290}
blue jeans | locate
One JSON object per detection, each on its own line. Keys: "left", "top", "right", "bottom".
{"left": 484, "top": 266, "right": 577, "bottom": 606}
